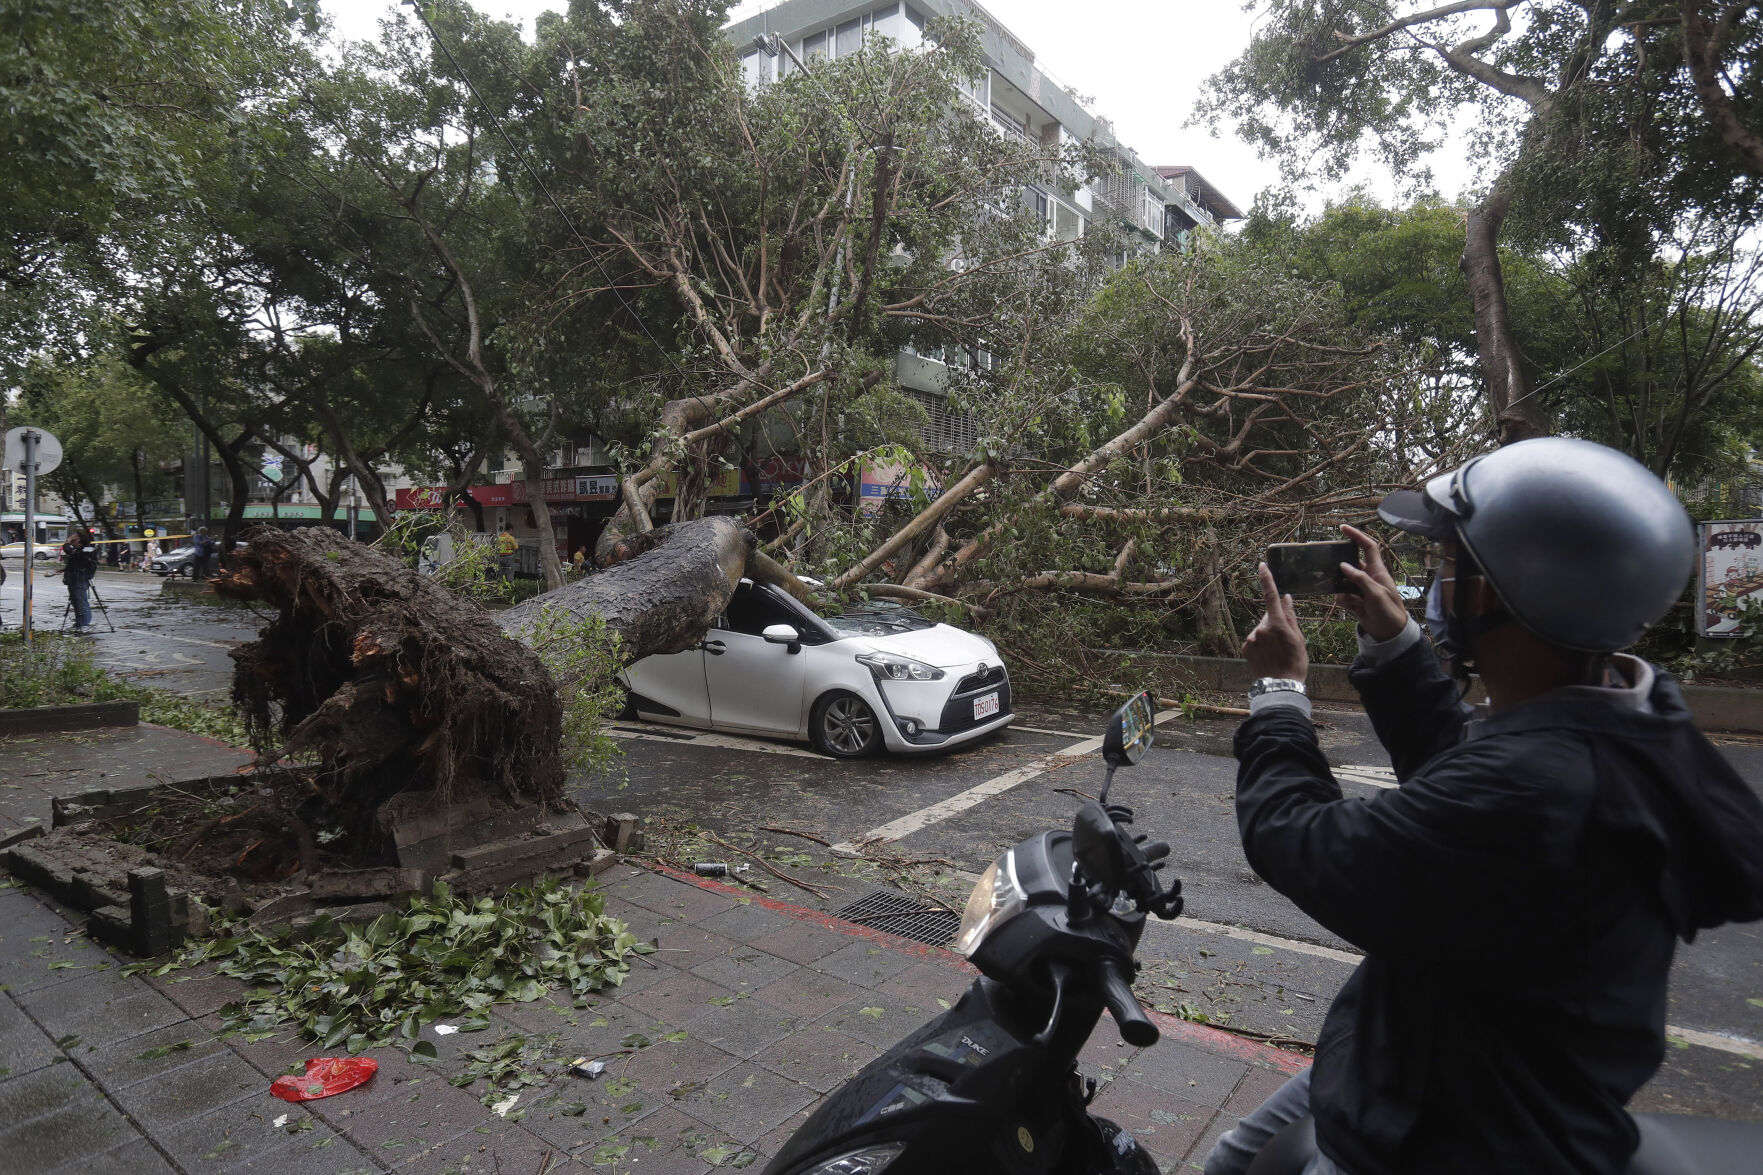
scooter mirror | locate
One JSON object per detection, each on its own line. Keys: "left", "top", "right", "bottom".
{"left": 1102, "top": 691, "right": 1155, "bottom": 768}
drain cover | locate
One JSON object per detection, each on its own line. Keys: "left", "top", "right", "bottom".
{"left": 833, "top": 889, "right": 960, "bottom": 946}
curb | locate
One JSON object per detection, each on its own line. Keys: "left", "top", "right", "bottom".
{"left": 0, "top": 700, "right": 139, "bottom": 736}
{"left": 640, "top": 861, "right": 1311, "bottom": 1076}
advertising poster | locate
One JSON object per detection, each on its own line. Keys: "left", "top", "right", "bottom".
{"left": 1698, "top": 519, "right": 1763, "bottom": 636}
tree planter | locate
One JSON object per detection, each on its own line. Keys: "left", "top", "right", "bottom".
{"left": 0, "top": 700, "right": 138, "bottom": 736}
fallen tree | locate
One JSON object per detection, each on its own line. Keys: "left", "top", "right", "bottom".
{"left": 210, "top": 518, "right": 807, "bottom": 857}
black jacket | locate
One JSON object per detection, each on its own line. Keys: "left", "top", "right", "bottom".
{"left": 1234, "top": 637, "right": 1763, "bottom": 1175}
{"left": 62, "top": 545, "right": 97, "bottom": 585}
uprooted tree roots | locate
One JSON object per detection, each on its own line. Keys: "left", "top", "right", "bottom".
{"left": 201, "top": 517, "right": 788, "bottom": 870}
{"left": 213, "top": 527, "right": 565, "bottom": 856}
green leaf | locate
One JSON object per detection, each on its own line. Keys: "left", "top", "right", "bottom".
{"left": 410, "top": 1040, "right": 438, "bottom": 1059}
{"left": 135, "top": 1041, "right": 194, "bottom": 1060}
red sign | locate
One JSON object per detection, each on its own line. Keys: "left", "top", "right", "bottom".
{"left": 392, "top": 484, "right": 515, "bottom": 510}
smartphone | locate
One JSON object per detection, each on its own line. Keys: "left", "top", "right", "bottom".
{"left": 1266, "top": 541, "right": 1361, "bottom": 596}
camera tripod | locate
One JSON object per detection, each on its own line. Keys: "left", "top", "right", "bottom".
{"left": 61, "top": 575, "right": 116, "bottom": 635}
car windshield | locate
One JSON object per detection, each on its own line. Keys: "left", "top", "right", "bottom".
{"left": 821, "top": 602, "right": 939, "bottom": 638}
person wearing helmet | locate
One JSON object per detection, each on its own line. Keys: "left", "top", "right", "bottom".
{"left": 1210, "top": 438, "right": 1763, "bottom": 1175}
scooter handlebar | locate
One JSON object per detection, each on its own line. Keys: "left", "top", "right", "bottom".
{"left": 1097, "top": 956, "right": 1158, "bottom": 1047}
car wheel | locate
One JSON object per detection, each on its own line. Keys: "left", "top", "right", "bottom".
{"left": 811, "top": 691, "right": 881, "bottom": 758}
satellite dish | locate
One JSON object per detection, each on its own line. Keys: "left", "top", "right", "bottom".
{"left": 3, "top": 426, "right": 63, "bottom": 476}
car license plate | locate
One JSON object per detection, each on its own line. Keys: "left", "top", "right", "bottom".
{"left": 973, "top": 692, "right": 1000, "bottom": 720}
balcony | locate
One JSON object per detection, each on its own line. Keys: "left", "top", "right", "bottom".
{"left": 989, "top": 106, "right": 1036, "bottom": 147}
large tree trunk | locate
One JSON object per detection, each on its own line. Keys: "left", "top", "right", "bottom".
{"left": 503, "top": 516, "right": 755, "bottom": 657}
{"left": 1462, "top": 188, "right": 1549, "bottom": 444}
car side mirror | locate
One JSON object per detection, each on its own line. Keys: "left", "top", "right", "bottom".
{"left": 762, "top": 623, "right": 802, "bottom": 654}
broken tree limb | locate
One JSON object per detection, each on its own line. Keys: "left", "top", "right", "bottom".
{"left": 502, "top": 517, "right": 754, "bottom": 661}
{"left": 833, "top": 460, "right": 995, "bottom": 591}
{"left": 861, "top": 584, "right": 990, "bottom": 619}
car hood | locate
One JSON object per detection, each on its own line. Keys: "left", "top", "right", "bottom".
{"left": 860, "top": 625, "right": 999, "bottom": 669}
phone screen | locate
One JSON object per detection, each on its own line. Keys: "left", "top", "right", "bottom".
{"left": 1266, "top": 541, "right": 1361, "bottom": 596}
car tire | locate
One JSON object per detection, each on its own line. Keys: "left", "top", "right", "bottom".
{"left": 810, "top": 691, "right": 882, "bottom": 759}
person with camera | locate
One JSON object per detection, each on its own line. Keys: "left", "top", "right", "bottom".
{"left": 1209, "top": 438, "right": 1763, "bottom": 1175}
{"left": 62, "top": 528, "right": 99, "bottom": 635}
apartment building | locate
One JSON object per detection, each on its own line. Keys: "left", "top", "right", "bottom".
{"left": 725, "top": 0, "right": 1242, "bottom": 456}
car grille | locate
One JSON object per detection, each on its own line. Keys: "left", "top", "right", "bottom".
{"left": 952, "top": 664, "right": 1006, "bottom": 695}
{"left": 939, "top": 680, "right": 1011, "bottom": 734}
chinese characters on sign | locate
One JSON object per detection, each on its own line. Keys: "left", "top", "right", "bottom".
{"left": 1697, "top": 520, "right": 1763, "bottom": 637}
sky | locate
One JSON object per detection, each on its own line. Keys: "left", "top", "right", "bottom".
{"left": 324, "top": 0, "right": 1472, "bottom": 218}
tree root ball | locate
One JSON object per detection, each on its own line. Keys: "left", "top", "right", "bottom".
{"left": 214, "top": 526, "right": 564, "bottom": 824}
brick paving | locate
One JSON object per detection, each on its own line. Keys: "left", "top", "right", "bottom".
{"left": 0, "top": 728, "right": 1306, "bottom": 1175}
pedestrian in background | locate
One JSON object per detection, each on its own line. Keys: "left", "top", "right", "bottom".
{"left": 192, "top": 527, "right": 216, "bottom": 581}
{"left": 62, "top": 529, "right": 98, "bottom": 634}
{"left": 141, "top": 537, "right": 159, "bottom": 572}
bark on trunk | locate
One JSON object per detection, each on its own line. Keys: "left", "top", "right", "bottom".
{"left": 503, "top": 516, "right": 754, "bottom": 658}
{"left": 1683, "top": 1, "right": 1763, "bottom": 176}
{"left": 1462, "top": 189, "right": 1549, "bottom": 444}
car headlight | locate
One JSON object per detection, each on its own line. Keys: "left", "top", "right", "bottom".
{"left": 953, "top": 851, "right": 1027, "bottom": 957}
{"left": 795, "top": 1144, "right": 905, "bottom": 1174}
{"left": 856, "top": 651, "right": 944, "bottom": 682}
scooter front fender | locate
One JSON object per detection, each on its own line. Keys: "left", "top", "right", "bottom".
{"left": 763, "top": 976, "right": 1093, "bottom": 1174}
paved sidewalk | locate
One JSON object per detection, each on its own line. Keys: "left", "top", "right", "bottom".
{"left": 0, "top": 735, "right": 1306, "bottom": 1175}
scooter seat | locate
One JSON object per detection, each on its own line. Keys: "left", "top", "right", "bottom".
{"left": 1242, "top": 1112, "right": 1756, "bottom": 1174}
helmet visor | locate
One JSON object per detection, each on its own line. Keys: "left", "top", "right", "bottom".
{"left": 1376, "top": 488, "right": 1456, "bottom": 540}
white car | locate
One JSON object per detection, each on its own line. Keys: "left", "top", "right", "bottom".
{"left": 620, "top": 579, "right": 1013, "bottom": 757}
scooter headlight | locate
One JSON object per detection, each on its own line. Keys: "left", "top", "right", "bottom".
{"left": 953, "top": 851, "right": 1028, "bottom": 957}
{"left": 796, "top": 1143, "right": 905, "bottom": 1174}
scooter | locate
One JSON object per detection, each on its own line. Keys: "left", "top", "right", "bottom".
{"left": 765, "top": 691, "right": 1763, "bottom": 1175}
{"left": 763, "top": 691, "right": 1184, "bottom": 1175}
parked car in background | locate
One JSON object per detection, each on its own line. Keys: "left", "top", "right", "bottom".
{"left": 621, "top": 580, "right": 1012, "bottom": 757}
{"left": 149, "top": 545, "right": 200, "bottom": 577}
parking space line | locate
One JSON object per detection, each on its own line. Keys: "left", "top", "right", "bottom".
{"left": 608, "top": 721, "right": 826, "bottom": 760}
{"left": 1012, "top": 724, "right": 1091, "bottom": 740}
{"left": 116, "top": 628, "right": 240, "bottom": 651}
{"left": 1333, "top": 764, "right": 1397, "bottom": 789}
{"left": 1665, "top": 1024, "right": 1763, "bottom": 1061}
{"left": 830, "top": 710, "right": 1180, "bottom": 854}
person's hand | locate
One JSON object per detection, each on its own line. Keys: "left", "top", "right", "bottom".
{"left": 1335, "top": 524, "right": 1410, "bottom": 642}
{"left": 1242, "top": 562, "right": 1308, "bottom": 681}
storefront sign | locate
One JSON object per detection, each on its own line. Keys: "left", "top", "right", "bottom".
{"left": 859, "top": 461, "right": 942, "bottom": 515}
{"left": 393, "top": 484, "right": 515, "bottom": 510}
{"left": 1698, "top": 519, "right": 1763, "bottom": 636}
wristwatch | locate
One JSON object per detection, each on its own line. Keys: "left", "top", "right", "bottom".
{"left": 1248, "top": 677, "right": 1308, "bottom": 700}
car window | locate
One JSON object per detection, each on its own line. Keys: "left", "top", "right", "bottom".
{"left": 717, "top": 584, "right": 804, "bottom": 636}
{"left": 822, "top": 602, "right": 939, "bottom": 638}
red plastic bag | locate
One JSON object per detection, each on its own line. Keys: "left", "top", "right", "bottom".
{"left": 271, "top": 1057, "right": 379, "bottom": 1102}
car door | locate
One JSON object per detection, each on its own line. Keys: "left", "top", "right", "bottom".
{"left": 704, "top": 583, "right": 809, "bottom": 735}
{"left": 623, "top": 648, "right": 711, "bottom": 728}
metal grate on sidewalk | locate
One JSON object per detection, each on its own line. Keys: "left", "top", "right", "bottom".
{"left": 833, "top": 889, "right": 960, "bottom": 946}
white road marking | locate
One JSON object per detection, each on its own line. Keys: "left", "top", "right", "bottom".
{"left": 608, "top": 722, "right": 825, "bottom": 760}
{"left": 1665, "top": 1024, "right": 1763, "bottom": 1061}
{"left": 1154, "top": 917, "right": 1367, "bottom": 966}
{"left": 1012, "top": 724, "right": 1092, "bottom": 740}
{"left": 116, "top": 628, "right": 239, "bottom": 651}
{"left": 829, "top": 711, "right": 1181, "bottom": 854}
{"left": 1333, "top": 764, "right": 1398, "bottom": 789}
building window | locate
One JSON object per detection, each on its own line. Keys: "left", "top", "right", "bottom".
{"left": 741, "top": 49, "right": 769, "bottom": 88}
{"left": 1021, "top": 186, "right": 1049, "bottom": 230}
{"left": 803, "top": 31, "right": 827, "bottom": 62}
{"left": 836, "top": 17, "right": 862, "bottom": 56}
{"left": 1054, "top": 200, "right": 1082, "bottom": 242}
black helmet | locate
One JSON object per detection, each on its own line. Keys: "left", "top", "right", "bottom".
{"left": 1377, "top": 437, "right": 1695, "bottom": 652}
